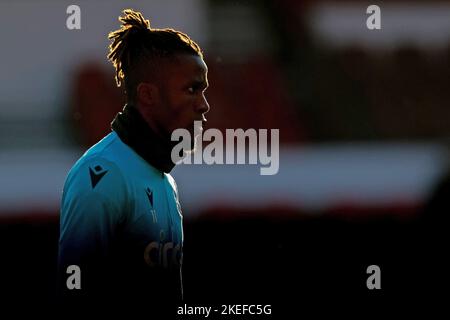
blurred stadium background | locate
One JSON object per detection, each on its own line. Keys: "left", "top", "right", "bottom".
{"left": 1, "top": 0, "right": 449, "bottom": 311}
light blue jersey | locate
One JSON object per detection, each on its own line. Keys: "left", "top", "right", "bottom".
{"left": 58, "top": 131, "right": 183, "bottom": 301}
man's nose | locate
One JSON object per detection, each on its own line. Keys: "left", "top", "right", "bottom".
{"left": 197, "top": 93, "right": 210, "bottom": 114}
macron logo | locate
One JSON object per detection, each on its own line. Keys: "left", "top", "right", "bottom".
{"left": 89, "top": 165, "right": 108, "bottom": 189}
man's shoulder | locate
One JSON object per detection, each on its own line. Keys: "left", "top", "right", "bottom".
{"left": 73, "top": 131, "right": 139, "bottom": 175}
{"left": 81, "top": 131, "right": 124, "bottom": 164}
{"left": 64, "top": 154, "right": 126, "bottom": 197}
{"left": 65, "top": 132, "right": 162, "bottom": 192}
{"left": 65, "top": 133, "right": 128, "bottom": 192}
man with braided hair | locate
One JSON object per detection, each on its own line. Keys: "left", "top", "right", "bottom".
{"left": 58, "top": 9, "right": 209, "bottom": 312}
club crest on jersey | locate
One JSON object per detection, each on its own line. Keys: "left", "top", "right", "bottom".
{"left": 145, "top": 187, "right": 157, "bottom": 223}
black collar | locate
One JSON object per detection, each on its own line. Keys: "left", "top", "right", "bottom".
{"left": 111, "top": 104, "right": 176, "bottom": 173}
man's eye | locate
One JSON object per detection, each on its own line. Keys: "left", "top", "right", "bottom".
{"left": 188, "top": 87, "right": 196, "bottom": 93}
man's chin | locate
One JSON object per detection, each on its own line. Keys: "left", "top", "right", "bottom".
{"left": 185, "top": 134, "right": 201, "bottom": 154}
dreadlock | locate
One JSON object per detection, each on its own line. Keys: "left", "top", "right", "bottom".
{"left": 107, "top": 9, "right": 203, "bottom": 102}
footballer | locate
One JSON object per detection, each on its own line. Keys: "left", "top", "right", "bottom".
{"left": 57, "top": 9, "right": 210, "bottom": 312}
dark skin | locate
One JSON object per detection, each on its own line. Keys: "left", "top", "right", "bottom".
{"left": 135, "top": 53, "right": 210, "bottom": 141}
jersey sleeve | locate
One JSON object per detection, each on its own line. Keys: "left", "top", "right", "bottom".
{"left": 57, "top": 156, "right": 129, "bottom": 291}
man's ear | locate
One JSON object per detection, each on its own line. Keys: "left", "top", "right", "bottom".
{"left": 136, "top": 82, "right": 159, "bottom": 107}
